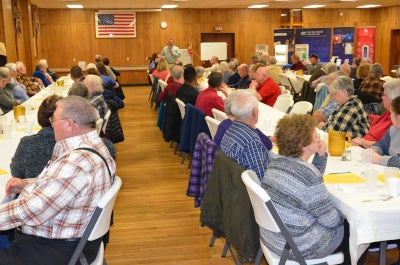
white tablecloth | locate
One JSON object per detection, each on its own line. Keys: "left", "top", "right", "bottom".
{"left": 0, "top": 77, "right": 73, "bottom": 201}
{"left": 325, "top": 146, "right": 400, "bottom": 265}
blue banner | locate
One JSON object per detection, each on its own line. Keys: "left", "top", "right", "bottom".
{"left": 333, "top": 27, "right": 355, "bottom": 65}
{"left": 273, "top": 29, "right": 295, "bottom": 63}
{"left": 295, "top": 28, "right": 332, "bottom": 63}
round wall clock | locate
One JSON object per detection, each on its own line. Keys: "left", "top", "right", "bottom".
{"left": 160, "top": 21, "right": 168, "bottom": 29}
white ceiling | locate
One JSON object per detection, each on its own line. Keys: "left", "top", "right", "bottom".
{"left": 30, "top": 0, "right": 399, "bottom": 9}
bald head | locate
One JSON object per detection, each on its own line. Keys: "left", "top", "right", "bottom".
{"left": 255, "top": 67, "right": 270, "bottom": 84}
{"left": 339, "top": 63, "right": 351, "bottom": 76}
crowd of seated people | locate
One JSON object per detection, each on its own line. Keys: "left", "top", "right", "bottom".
{"left": 147, "top": 49, "right": 400, "bottom": 265}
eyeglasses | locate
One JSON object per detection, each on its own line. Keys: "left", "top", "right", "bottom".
{"left": 49, "top": 115, "right": 69, "bottom": 124}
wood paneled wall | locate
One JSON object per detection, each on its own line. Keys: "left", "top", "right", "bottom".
{"left": 2, "top": 3, "right": 400, "bottom": 83}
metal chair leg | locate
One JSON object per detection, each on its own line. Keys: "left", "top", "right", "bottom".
{"left": 209, "top": 233, "right": 216, "bottom": 247}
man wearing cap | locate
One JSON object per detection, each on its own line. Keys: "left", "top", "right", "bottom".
{"left": 305, "top": 53, "right": 323, "bottom": 75}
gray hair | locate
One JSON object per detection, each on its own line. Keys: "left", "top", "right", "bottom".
{"left": 269, "top": 56, "right": 278, "bottom": 65}
{"left": 84, "top": 74, "right": 103, "bottom": 94}
{"left": 37, "top": 59, "right": 48, "bottom": 68}
{"left": 219, "top": 61, "right": 229, "bottom": 72}
{"left": 68, "top": 82, "right": 90, "bottom": 99}
{"left": 230, "top": 90, "right": 258, "bottom": 120}
{"left": 228, "top": 61, "right": 237, "bottom": 71}
{"left": 15, "top": 61, "right": 24, "bottom": 72}
{"left": 322, "top": 62, "right": 337, "bottom": 74}
{"left": 57, "top": 95, "right": 99, "bottom": 128}
{"left": 0, "top": 67, "right": 10, "bottom": 79}
{"left": 370, "top": 63, "right": 383, "bottom": 78}
{"left": 4, "top": 63, "right": 17, "bottom": 76}
{"left": 383, "top": 79, "right": 400, "bottom": 100}
{"left": 195, "top": 66, "right": 204, "bottom": 78}
{"left": 329, "top": 76, "right": 354, "bottom": 96}
{"left": 171, "top": 65, "right": 184, "bottom": 80}
{"left": 224, "top": 90, "right": 241, "bottom": 116}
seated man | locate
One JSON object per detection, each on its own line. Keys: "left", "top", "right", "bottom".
{"left": 176, "top": 66, "right": 199, "bottom": 105}
{"left": 320, "top": 76, "right": 370, "bottom": 138}
{"left": 15, "top": 61, "right": 42, "bottom": 96}
{"left": 304, "top": 53, "right": 322, "bottom": 75}
{"left": 266, "top": 56, "right": 283, "bottom": 85}
{"left": 214, "top": 90, "right": 273, "bottom": 151}
{"left": 0, "top": 96, "right": 116, "bottom": 265}
{"left": 195, "top": 72, "right": 228, "bottom": 117}
{"left": 70, "top": 65, "right": 85, "bottom": 83}
{"left": 84, "top": 74, "right": 109, "bottom": 119}
{"left": 158, "top": 65, "right": 184, "bottom": 102}
{"left": 358, "top": 63, "right": 384, "bottom": 114}
{"left": 230, "top": 64, "right": 251, "bottom": 89}
{"left": 220, "top": 90, "right": 270, "bottom": 181}
{"left": 252, "top": 66, "right": 281, "bottom": 107}
{"left": 0, "top": 67, "right": 21, "bottom": 114}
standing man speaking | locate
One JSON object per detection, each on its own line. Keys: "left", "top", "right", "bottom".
{"left": 161, "top": 39, "right": 181, "bottom": 66}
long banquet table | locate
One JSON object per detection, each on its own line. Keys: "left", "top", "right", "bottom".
{"left": 0, "top": 77, "right": 72, "bottom": 201}
{"left": 255, "top": 103, "right": 399, "bottom": 265}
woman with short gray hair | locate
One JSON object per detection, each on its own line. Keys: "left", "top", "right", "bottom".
{"left": 320, "top": 76, "right": 370, "bottom": 138}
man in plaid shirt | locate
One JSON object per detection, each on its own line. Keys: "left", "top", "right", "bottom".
{"left": 0, "top": 96, "right": 116, "bottom": 265}
{"left": 15, "top": 61, "right": 42, "bottom": 96}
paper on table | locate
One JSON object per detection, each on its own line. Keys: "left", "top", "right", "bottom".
{"left": 324, "top": 173, "right": 364, "bottom": 184}
{"left": 378, "top": 173, "right": 400, "bottom": 183}
{"left": 0, "top": 168, "right": 9, "bottom": 175}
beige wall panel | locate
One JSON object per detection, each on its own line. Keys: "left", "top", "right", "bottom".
{"left": 31, "top": 7, "right": 399, "bottom": 83}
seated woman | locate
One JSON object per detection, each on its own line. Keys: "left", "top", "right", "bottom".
{"left": 152, "top": 58, "right": 170, "bottom": 82}
{"left": 320, "top": 76, "right": 369, "bottom": 138}
{"left": 352, "top": 79, "right": 400, "bottom": 148}
{"left": 261, "top": 114, "right": 345, "bottom": 261}
{"left": 371, "top": 96, "right": 400, "bottom": 167}
{"left": 10, "top": 95, "right": 62, "bottom": 179}
{"left": 96, "top": 62, "right": 119, "bottom": 92}
{"left": 32, "top": 60, "right": 52, "bottom": 87}
{"left": 214, "top": 90, "right": 272, "bottom": 150}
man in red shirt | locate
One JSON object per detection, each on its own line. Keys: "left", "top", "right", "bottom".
{"left": 195, "top": 72, "right": 228, "bottom": 117}
{"left": 253, "top": 67, "right": 281, "bottom": 107}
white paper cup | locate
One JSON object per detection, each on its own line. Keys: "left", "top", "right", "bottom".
{"left": 18, "top": 115, "right": 26, "bottom": 125}
{"left": 384, "top": 167, "right": 399, "bottom": 179}
{"left": 361, "top": 149, "right": 374, "bottom": 164}
{"left": 363, "top": 169, "right": 378, "bottom": 190}
{"left": 387, "top": 178, "right": 400, "bottom": 197}
{"left": 25, "top": 121, "right": 33, "bottom": 134}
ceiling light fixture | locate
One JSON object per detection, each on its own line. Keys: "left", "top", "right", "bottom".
{"left": 161, "top": 5, "right": 178, "bottom": 8}
{"left": 248, "top": 4, "right": 268, "bottom": 8}
{"left": 356, "top": 4, "right": 381, "bottom": 8}
{"left": 67, "top": 4, "right": 83, "bottom": 8}
{"left": 303, "top": 4, "right": 326, "bottom": 8}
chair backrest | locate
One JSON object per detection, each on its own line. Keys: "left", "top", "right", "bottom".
{"left": 273, "top": 95, "right": 294, "bottom": 113}
{"left": 175, "top": 98, "right": 186, "bottom": 119}
{"left": 205, "top": 116, "right": 220, "bottom": 140}
{"left": 101, "top": 109, "right": 112, "bottom": 134}
{"left": 95, "top": 118, "right": 104, "bottom": 135}
{"left": 241, "top": 170, "right": 309, "bottom": 265}
{"left": 149, "top": 74, "right": 154, "bottom": 85}
{"left": 158, "top": 79, "right": 168, "bottom": 92}
{"left": 241, "top": 170, "right": 280, "bottom": 232}
{"left": 289, "top": 101, "right": 313, "bottom": 115}
{"left": 211, "top": 108, "right": 228, "bottom": 122}
{"left": 68, "top": 176, "right": 122, "bottom": 265}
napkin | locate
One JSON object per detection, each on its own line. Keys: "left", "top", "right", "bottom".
{"left": 323, "top": 173, "right": 364, "bottom": 184}
{"left": 0, "top": 168, "right": 9, "bottom": 175}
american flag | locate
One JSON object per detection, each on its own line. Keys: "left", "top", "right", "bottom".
{"left": 95, "top": 12, "right": 136, "bottom": 38}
